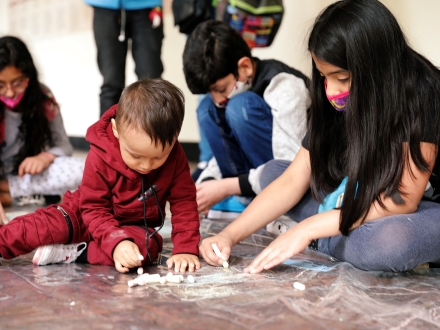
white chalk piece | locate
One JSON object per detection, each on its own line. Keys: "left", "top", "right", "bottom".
{"left": 137, "top": 267, "right": 144, "bottom": 275}
{"left": 166, "top": 275, "right": 182, "bottom": 283}
{"left": 166, "top": 272, "right": 174, "bottom": 279}
{"left": 211, "top": 243, "right": 222, "bottom": 258}
{"left": 135, "top": 277, "right": 146, "bottom": 286}
{"left": 138, "top": 254, "right": 144, "bottom": 261}
{"left": 293, "top": 282, "right": 305, "bottom": 291}
{"left": 127, "top": 279, "right": 137, "bottom": 287}
{"left": 212, "top": 243, "right": 229, "bottom": 268}
{"left": 187, "top": 275, "right": 195, "bottom": 283}
{"left": 159, "top": 277, "right": 166, "bottom": 284}
{"left": 145, "top": 274, "right": 161, "bottom": 284}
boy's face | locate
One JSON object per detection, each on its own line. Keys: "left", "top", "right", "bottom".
{"left": 209, "top": 56, "right": 254, "bottom": 105}
{"left": 111, "top": 119, "right": 175, "bottom": 175}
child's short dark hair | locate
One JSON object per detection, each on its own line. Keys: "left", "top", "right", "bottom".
{"left": 183, "top": 20, "right": 252, "bottom": 94}
{"left": 115, "top": 78, "right": 185, "bottom": 148}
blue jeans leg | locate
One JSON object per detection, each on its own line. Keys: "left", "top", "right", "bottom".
{"left": 319, "top": 201, "right": 440, "bottom": 271}
{"left": 197, "top": 95, "right": 213, "bottom": 163}
{"left": 197, "top": 92, "right": 273, "bottom": 177}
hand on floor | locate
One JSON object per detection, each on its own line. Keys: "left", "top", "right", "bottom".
{"left": 166, "top": 253, "right": 201, "bottom": 273}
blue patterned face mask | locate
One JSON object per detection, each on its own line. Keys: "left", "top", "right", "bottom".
{"left": 324, "top": 80, "right": 349, "bottom": 112}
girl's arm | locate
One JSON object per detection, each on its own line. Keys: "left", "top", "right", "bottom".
{"left": 245, "top": 142, "right": 437, "bottom": 273}
{"left": 363, "top": 142, "right": 437, "bottom": 221}
{"left": 199, "top": 147, "right": 312, "bottom": 265}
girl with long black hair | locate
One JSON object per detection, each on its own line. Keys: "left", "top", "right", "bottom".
{"left": 199, "top": 0, "right": 440, "bottom": 272}
{"left": 0, "top": 36, "right": 84, "bottom": 223}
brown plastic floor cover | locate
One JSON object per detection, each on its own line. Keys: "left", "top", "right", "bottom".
{"left": 1, "top": 216, "right": 440, "bottom": 329}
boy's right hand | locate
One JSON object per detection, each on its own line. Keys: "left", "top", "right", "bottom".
{"left": 199, "top": 233, "right": 233, "bottom": 267}
{"left": 113, "top": 240, "right": 143, "bottom": 273}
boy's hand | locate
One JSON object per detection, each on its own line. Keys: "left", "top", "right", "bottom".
{"left": 166, "top": 253, "right": 201, "bottom": 273}
{"left": 199, "top": 233, "right": 233, "bottom": 267}
{"left": 113, "top": 240, "right": 143, "bottom": 273}
{"left": 18, "top": 154, "right": 52, "bottom": 177}
{"left": 196, "top": 180, "right": 227, "bottom": 215}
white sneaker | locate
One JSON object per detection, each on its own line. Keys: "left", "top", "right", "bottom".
{"left": 32, "top": 243, "right": 87, "bottom": 266}
{"left": 16, "top": 194, "right": 45, "bottom": 206}
{"left": 266, "top": 216, "right": 298, "bottom": 235}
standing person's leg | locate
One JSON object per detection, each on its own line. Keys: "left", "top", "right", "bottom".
{"left": 92, "top": 7, "right": 128, "bottom": 117}
{"left": 198, "top": 92, "right": 273, "bottom": 178}
{"left": 129, "top": 8, "right": 164, "bottom": 79}
{"left": 317, "top": 201, "right": 440, "bottom": 271}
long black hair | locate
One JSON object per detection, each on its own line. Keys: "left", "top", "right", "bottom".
{"left": 0, "top": 36, "right": 54, "bottom": 176}
{"left": 307, "top": 0, "right": 440, "bottom": 235}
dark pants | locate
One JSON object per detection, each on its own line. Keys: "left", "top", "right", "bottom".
{"left": 0, "top": 192, "right": 162, "bottom": 266}
{"left": 93, "top": 7, "right": 164, "bottom": 117}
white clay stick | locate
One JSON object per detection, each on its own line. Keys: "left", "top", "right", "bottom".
{"left": 137, "top": 267, "right": 144, "bottom": 275}
{"left": 144, "top": 274, "right": 161, "bottom": 284}
{"left": 127, "top": 279, "right": 137, "bottom": 287}
{"left": 166, "top": 275, "right": 183, "bottom": 283}
{"left": 212, "top": 243, "right": 229, "bottom": 268}
{"left": 138, "top": 254, "right": 144, "bottom": 261}
{"left": 293, "top": 282, "right": 306, "bottom": 291}
{"left": 187, "top": 275, "right": 195, "bottom": 283}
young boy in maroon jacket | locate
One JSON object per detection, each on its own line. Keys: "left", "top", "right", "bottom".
{"left": 0, "top": 78, "right": 201, "bottom": 273}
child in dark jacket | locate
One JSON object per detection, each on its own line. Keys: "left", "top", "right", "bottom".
{"left": 0, "top": 78, "right": 201, "bottom": 273}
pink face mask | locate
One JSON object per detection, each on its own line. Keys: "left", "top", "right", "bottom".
{"left": 324, "top": 80, "right": 349, "bottom": 112}
{"left": 0, "top": 90, "right": 26, "bottom": 109}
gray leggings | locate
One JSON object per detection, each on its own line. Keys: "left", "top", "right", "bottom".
{"left": 260, "top": 159, "right": 440, "bottom": 272}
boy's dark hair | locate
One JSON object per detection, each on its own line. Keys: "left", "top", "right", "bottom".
{"left": 307, "top": 0, "right": 440, "bottom": 235}
{"left": 183, "top": 20, "right": 252, "bottom": 94}
{"left": 115, "top": 78, "right": 185, "bottom": 149}
{"left": 0, "top": 36, "right": 54, "bottom": 176}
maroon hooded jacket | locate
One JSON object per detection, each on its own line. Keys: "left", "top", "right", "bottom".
{"left": 73, "top": 106, "right": 200, "bottom": 260}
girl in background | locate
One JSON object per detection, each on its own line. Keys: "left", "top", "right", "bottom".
{"left": 0, "top": 36, "right": 84, "bottom": 223}
{"left": 199, "top": 0, "right": 440, "bottom": 272}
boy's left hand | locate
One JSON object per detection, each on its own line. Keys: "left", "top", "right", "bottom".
{"left": 166, "top": 253, "right": 201, "bottom": 273}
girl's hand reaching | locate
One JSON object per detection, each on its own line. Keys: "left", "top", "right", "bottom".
{"left": 166, "top": 253, "right": 201, "bottom": 273}
{"left": 199, "top": 233, "right": 233, "bottom": 267}
{"left": 244, "top": 224, "right": 313, "bottom": 274}
{"left": 18, "top": 153, "right": 54, "bottom": 177}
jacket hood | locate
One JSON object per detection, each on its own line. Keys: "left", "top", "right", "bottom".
{"left": 85, "top": 105, "right": 138, "bottom": 179}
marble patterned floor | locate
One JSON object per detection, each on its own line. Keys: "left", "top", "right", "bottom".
{"left": 2, "top": 213, "right": 440, "bottom": 329}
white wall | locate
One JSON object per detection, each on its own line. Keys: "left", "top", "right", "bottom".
{"left": 1, "top": 0, "right": 440, "bottom": 142}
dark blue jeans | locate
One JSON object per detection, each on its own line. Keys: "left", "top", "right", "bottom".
{"left": 260, "top": 159, "right": 440, "bottom": 271}
{"left": 93, "top": 7, "right": 164, "bottom": 116}
{"left": 197, "top": 92, "right": 273, "bottom": 178}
